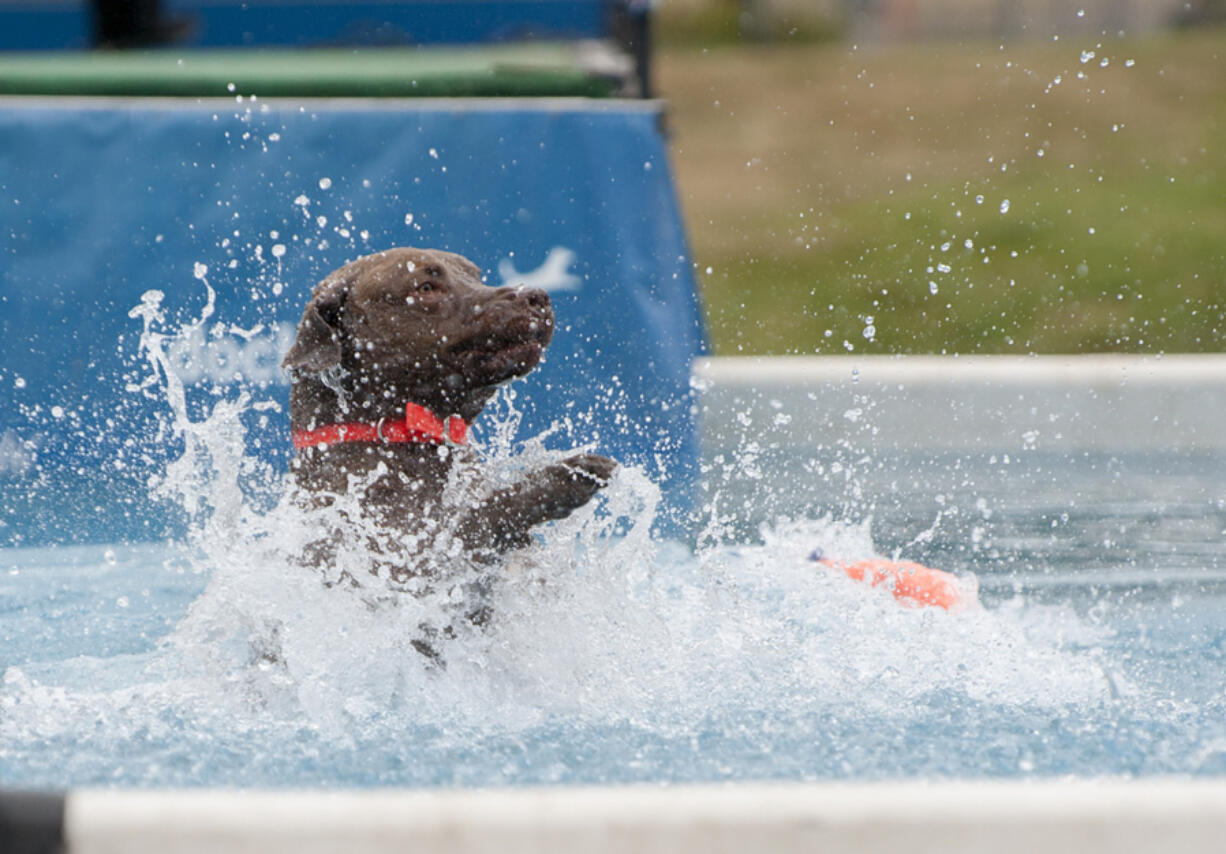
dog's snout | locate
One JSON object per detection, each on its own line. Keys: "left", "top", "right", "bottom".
{"left": 521, "top": 288, "right": 550, "bottom": 310}
{"left": 499, "top": 286, "right": 550, "bottom": 311}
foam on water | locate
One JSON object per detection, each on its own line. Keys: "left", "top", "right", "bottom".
{"left": 0, "top": 289, "right": 1153, "bottom": 787}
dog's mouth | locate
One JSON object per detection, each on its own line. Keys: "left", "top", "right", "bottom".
{"left": 446, "top": 318, "right": 551, "bottom": 380}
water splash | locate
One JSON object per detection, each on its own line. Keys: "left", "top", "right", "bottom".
{"left": 0, "top": 288, "right": 1128, "bottom": 787}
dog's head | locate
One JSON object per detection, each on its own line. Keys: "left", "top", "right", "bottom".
{"left": 283, "top": 247, "right": 554, "bottom": 422}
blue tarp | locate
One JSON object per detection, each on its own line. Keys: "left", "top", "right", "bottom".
{"left": 0, "top": 99, "right": 704, "bottom": 545}
{"left": 0, "top": 0, "right": 609, "bottom": 51}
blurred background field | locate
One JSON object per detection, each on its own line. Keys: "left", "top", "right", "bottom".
{"left": 655, "top": 1, "right": 1226, "bottom": 355}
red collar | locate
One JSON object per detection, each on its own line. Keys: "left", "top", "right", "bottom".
{"left": 292, "top": 402, "right": 469, "bottom": 450}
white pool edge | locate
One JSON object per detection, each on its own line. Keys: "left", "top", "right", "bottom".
{"left": 63, "top": 780, "right": 1226, "bottom": 854}
{"left": 693, "top": 354, "right": 1226, "bottom": 452}
{"left": 693, "top": 353, "right": 1226, "bottom": 385}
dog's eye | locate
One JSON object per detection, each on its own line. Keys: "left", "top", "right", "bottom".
{"left": 418, "top": 282, "right": 435, "bottom": 293}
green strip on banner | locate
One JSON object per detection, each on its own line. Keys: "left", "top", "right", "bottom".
{"left": 0, "top": 44, "right": 618, "bottom": 98}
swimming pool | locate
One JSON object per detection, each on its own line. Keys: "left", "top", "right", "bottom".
{"left": 3, "top": 356, "right": 1225, "bottom": 790}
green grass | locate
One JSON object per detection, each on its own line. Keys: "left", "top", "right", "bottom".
{"left": 659, "top": 30, "right": 1226, "bottom": 354}
{"left": 654, "top": 0, "right": 844, "bottom": 46}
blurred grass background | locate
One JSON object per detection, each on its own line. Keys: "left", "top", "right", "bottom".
{"left": 654, "top": 2, "right": 1226, "bottom": 355}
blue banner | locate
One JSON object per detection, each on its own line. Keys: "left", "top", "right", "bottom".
{"left": 0, "top": 98, "right": 704, "bottom": 545}
{"left": 0, "top": 0, "right": 609, "bottom": 50}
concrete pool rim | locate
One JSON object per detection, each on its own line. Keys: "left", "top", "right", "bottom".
{"left": 694, "top": 353, "right": 1226, "bottom": 453}
{"left": 5, "top": 780, "right": 1226, "bottom": 853}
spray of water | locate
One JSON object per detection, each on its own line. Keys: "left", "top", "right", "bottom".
{"left": 0, "top": 276, "right": 1125, "bottom": 785}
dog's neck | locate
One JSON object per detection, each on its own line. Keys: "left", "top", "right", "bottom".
{"left": 288, "top": 376, "right": 493, "bottom": 495}
{"left": 289, "top": 375, "right": 493, "bottom": 430}
{"left": 290, "top": 438, "right": 462, "bottom": 496}
{"left": 292, "top": 402, "right": 467, "bottom": 450}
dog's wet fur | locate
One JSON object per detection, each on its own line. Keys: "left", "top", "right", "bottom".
{"left": 282, "top": 247, "right": 616, "bottom": 661}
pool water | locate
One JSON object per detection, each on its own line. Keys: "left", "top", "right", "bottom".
{"left": 3, "top": 434, "right": 1225, "bottom": 789}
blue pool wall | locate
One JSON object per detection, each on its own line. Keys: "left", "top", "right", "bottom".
{"left": 0, "top": 98, "right": 705, "bottom": 546}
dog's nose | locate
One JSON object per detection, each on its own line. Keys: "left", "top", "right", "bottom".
{"left": 500, "top": 286, "right": 550, "bottom": 310}
{"left": 521, "top": 288, "right": 550, "bottom": 309}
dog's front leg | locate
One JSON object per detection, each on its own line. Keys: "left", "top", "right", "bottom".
{"left": 455, "top": 453, "right": 617, "bottom": 552}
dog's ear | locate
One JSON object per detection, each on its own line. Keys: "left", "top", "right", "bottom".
{"left": 282, "top": 285, "right": 348, "bottom": 374}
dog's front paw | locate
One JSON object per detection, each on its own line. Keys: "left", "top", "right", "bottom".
{"left": 560, "top": 453, "right": 618, "bottom": 486}
{"left": 457, "top": 454, "right": 620, "bottom": 552}
{"left": 541, "top": 453, "right": 618, "bottom": 511}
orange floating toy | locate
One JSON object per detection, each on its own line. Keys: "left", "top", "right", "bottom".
{"left": 809, "top": 549, "right": 975, "bottom": 611}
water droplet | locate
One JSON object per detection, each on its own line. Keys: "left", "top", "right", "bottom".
{"left": 318, "top": 177, "right": 332, "bottom": 190}
{"left": 428, "top": 148, "right": 439, "bottom": 159}
{"left": 13, "top": 376, "right": 26, "bottom": 389}
{"left": 404, "top": 213, "right": 414, "bottom": 226}
{"left": 929, "top": 281, "right": 939, "bottom": 295}
{"left": 316, "top": 215, "right": 327, "bottom": 228}
{"left": 1080, "top": 50, "right": 1095, "bottom": 64}
{"left": 271, "top": 244, "right": 286, "bottom": 258}
{"left": 226, "top": 82, "right": 236, "bottom": 92}
{"left": 103, "top": 549, "right": 117, "bottom": 565}
{"left": 294, "top": 195, "right": 310, "bottom": 207}
{"left": 862, "top": 324, "right": 876, "bottom": 340}
{"left": 1000, "top": 199, "right": 1011, "bottom": 214}
{"left": 193, "top": 262, "right": 208, "bottom": 280}
{"left": 50, "top": 406, "right": 64, "bottom": 418}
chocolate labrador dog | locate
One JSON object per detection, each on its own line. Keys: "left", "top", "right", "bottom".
{"left": 282, "top": 247, "right": 616, "bottom": 657}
